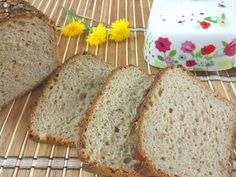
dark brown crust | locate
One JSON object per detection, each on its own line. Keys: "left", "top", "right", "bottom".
{"left": 0, "top": 0, "right": 37, "bottom": 18}
{"left": 79, "top": 65, "right": 152, "bottom": 177}
{"left": 28, "top": 53, "right": 111, "bottom": 147}
{"left": 133, "top": 65, "right": 236, "bottom": 177}
{"left": 0, "top": 0, "right": 59, "bottom": 109}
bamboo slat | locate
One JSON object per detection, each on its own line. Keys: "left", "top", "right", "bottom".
{"left": 0, "top": 0, "right": 236, "bottom": 176}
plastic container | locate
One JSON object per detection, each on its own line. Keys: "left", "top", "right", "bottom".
{"left": 144, "top": 0, "right": 236, "bottom": 71}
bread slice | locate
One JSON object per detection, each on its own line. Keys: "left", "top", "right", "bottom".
{"left": 29, "top": 54, "right": 113, "bottom": 146}
{"left": 0, "top": 0, "right": 58, "bottom": 108}
{"left": 79, "top": 66, "right": 153, "bottom": 177}
{"left": 134, "top": 66, "right": 236, "bottom": 177}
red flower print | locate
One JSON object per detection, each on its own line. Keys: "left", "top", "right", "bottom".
{"left": 200, "top": 21, "right": 211, "bottom": 29}
{"left": 201, "top": 45, "right": 216, "bottom": 55}
{"left": 224, "top": 39, "right": 236, "bottom": 56}
{"left": 155, "top": 37, "right": 172, "bottom": 52}
{"left": 186, "top": 60, "right": 197, "bottom": 67}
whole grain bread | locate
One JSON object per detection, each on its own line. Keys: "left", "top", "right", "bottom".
{"left": 29, "top": 54, "right": 113, "bottom": 147}
{"left": 0, "top": 0, "right": 58, "bottom": 108}
{"left": 79, "top": 66, "right": 153, "bottom": 177}
{"left": 134, "top": 66, "right": 236, "bottom": 177}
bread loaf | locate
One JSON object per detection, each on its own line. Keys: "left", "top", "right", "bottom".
{"left": 0, "top": 0, "right": 59, "bottom": 108}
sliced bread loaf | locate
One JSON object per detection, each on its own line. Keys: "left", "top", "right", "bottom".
{"left": 134, "top": 66, "right": 236, "bottom": 177}
{"left": 29, "top": 54, "right": 113, "bottom": 146}
{"left": 79, "top": 66, "right": 153, "bottom": 177}
{"left": 0, "top": 0, "right": 58, "bottom": 108}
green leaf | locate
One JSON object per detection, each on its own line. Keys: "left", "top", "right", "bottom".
{"left": 62, "top": 7, "right": 92, "bottom": 31}
{"left": 174, "top": 60, "right": 179, "bottom": 64}
{"left": 217, "top": 60, "right": 233, "bottom": 68}
{"left": 155, "top": 60, "right": 167, "bottom": 68}
{"left": 221, "top": 13, "right": 226, "bottom": 20}
{"left": 193, "top": 67, "right": 203, "bottom": 71}
{"left": 204, "top": 17, "right": 217, "bottom": 23}
{"left": 169, "top": 50, "right": 177, "bottom": 57}
{"left": 195, "top": 51, "right": 202, "bottom": 58}
{"left": 204, "top": 17, "right": 211, "bottom": 21}
{"left": 206, "top": 61, "right": 214, "bottom": 67}
{"left": 221, "top": 41, "right": 228, "bottom": 47}
{"left": 62, "top": 7, "right": 73, "bottom": 23}
{"left": 157, "top": 55, "right": 165, "bottom": 61}
{"left": 205, "top": 56, "right": 213, "bottom": 60}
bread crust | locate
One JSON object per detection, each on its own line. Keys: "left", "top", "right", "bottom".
{"left": 78, "top": 65, "right": 152, "bottom": 177}
{"left": 0, "top": 0, "right": 59, "bottom": 64}
{"left": 28, "top": 53, "right": 111, "bottom": 147}
{"left": 134, "top": 65, "right": 236, "bottom": 177}
{"left": 0, "top": 0, "right": 59, "bottom": 109}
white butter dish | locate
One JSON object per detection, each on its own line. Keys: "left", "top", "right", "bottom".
{"left": 144, "top": 0, "right": 236, "bottom": 71}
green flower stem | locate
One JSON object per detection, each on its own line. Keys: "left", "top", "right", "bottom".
{"left": 164, "top": 52, "right": 167, "bottom": 59}
{"left": 74, "top": 14, "right": 108, "bottom": 27}
{"left": 62, "top": 7, "right": 145, "bottom": 31}
{"left": 81, "top": 22, "right": 92, "bottom": 31}
{"left": 191, "top": 52, "right": 194, "bottom": 59}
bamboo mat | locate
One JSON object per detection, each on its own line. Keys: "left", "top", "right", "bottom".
{"left": 1, "top": 0, "right": 236, "bottom": 176}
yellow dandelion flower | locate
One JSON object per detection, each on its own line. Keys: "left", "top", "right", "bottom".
{"left": 109, "top": 19, "right": 130, "bottom": 42}
{"left": 86, "top": 24, "right": 107, "bottom": 46}
{"left": 61, "top": 18, "right": 85, "bottom": 37}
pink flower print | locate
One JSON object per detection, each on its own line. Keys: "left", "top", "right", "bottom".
{"left": 224, "top": 39, "right": 236, "bottom": 56}
{"left": 155, "top": 37, "right": 172, "bottom": 52}
{"left": 165, "top": 57, "right": 174, "bottom": 64}
{"left": 181, "top": 41, "right": 196, "bottom": 53}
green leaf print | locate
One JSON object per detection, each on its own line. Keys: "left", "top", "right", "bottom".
{"left": 217, "top": 61, "right": 233, "bottom": 68}
{"left": 155, "top": 60, "right": 166, "bottom": 68}
{"left": 158, "top": 55, "right": 165, "bottom": 61}
{"left": 178, "top": 54, "right": 187, "bottom": 61}
{"left": 206, "top": 61, "right": 214, "bottom": 67}
{"left": 193, "top": 67, "right": 203, "bottom": 71}
{"left": 169, "top": 50, "right": 177, "bottom": 57}
{"left": 204, "top": 17, "right": 217, "bottom": 23}
{"left": 221, "top": 41, "right": 228, "bottom": 47}
{"left": 221, "top": 13, "right": 226, "bottom": 20}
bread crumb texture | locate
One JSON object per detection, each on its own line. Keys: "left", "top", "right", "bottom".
{"left": 141, "top": 68, "right": 235, "bottom": 177}
{"left": 30, "top": 55, "right": 113, "bottom": 144}
{"left": 82, "top": 66, "right": 152, "bottom": 171}
{"left": 0, "top": 1, "right": 57, "bottom": 107}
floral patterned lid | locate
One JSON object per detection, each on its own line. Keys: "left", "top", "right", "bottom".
{"left": 144, "top": 0, "right": 236, "bottom": 71}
